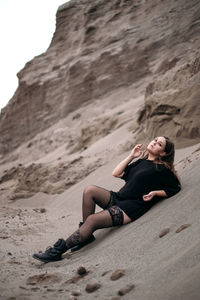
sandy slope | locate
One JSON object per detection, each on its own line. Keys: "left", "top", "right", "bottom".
{"left": 1, "top": 0, "right": 200, "bottom": 299}
{"left": 0, "top": 142, "right": 200, "bottom": 300}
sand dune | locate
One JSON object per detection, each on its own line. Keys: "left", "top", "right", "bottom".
{"left": 1, "top": 141, "right": 200, "bottom": 300}
{"left": 1, "top": 0, "right": 200, "bottom": 299}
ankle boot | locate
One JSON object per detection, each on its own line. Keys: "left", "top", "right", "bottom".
{"left": 33, "top": 238, "right": 67, "bottom": 263}
{"left": 71, "top": 222, "right": 95, "bottom": 252}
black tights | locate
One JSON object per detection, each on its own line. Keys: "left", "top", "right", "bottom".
{"left": 65, "top": 185, "right": 118, "bottom": 250}
{"left": 82, "top": 185, "right": 111, "bottom": 222}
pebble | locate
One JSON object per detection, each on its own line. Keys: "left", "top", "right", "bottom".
{"left": 176, "top": 224, "right": 191, "bottom": 233}
{"left": 71, "top": 290, "right": 81, "bottom": 296}
{"left": 77, "top": 266, "right": 87, "bottom": 276}
{"left": 110, "top": 269, "right": 125, "bottom": 281}
{"left": 118, "top": 284, "right": 135, "bottom": 295}
{"left": 159, "top": 228, "right": 170, "bottom": 238}
{"left": 67, "top": 266, "right": 88, "bottom": 284}
{"left": 85, "top": 282, "right": 101, "bottom": 293}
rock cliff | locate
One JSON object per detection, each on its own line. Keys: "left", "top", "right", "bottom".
{"left": 0, "top": 0, "right": 200, "bottom": 200}
{"left": 1, "top": 1, "right": 200, "bottom": 298}
{"left": 0, "top": 0, "right": 200, "bottom": 155}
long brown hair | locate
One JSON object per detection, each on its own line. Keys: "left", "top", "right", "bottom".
{"left": 141, "top": 136, "right": 179, "bottom": 179}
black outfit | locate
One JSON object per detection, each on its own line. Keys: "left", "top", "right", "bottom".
{"left": 110, "top": 159, "right": 181, "bottom": 221}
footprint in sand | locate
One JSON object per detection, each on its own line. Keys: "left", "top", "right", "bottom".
{"left": 26, "top": 272, "right": 62, "bottom": 286}
{"left": 101, "top": 270, "right": 111, "bottom": 276}
{"left": 118, "top": 284, "right": 135, "bottom": 296}
{"left": 159, "top": 228, "right": 170, "bottom": 238}
{"left": 110, "top": 269, "right": 125, "bottom": 281}
{"left": 85, "top": 281, "right": 101, "bottom": 293}
{"left": 175, "top": 224, "right": 191, "bottom": 233}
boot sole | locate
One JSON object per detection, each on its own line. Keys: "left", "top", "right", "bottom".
{"left": 32, "top": 254, "right": 62, "bottom": 263}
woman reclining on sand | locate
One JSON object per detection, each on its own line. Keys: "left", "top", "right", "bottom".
{"left": 33, "top": 136, "right": 181, "bottom": 263}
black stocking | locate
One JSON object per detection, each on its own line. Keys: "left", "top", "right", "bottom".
{"left": 65, "top": 210, "right": 113, "bottom": 250}
{"left": 82, "top": 185, "right": 111, "bottom": 222}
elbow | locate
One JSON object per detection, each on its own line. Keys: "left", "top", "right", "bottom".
{"left": 166, "top": 188, "right": 181, "bottom": 198}
{"left": 112, "top": 171, "right": 118, "bottom": 177}
{"left": 174, "top": 185, "right": 181, "bottom": 194}
{"left": 112, "top": 171, "right": 123, "bottom": 178}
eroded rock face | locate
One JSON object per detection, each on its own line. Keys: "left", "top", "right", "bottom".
{"left": 0, "top": 156, "right": 104, "bottom": 200}
{"left": 137, "top": 57, "right": 200, "bottom": 146}
{"left": 1, "top": 0, "right": 200, "bottom": 155}
{"left": 0, "top": 0, "right": 149, "bottom": 154}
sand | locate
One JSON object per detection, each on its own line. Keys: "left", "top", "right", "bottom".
{"left": 0, "top": 0, "right": 200, "bottom": 297}
{"left": 1, "top": 139, "right": 200, "bottom": 300}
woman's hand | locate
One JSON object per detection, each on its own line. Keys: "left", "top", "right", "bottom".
{"left": 130, "top": 144, "right": 144, "bottom": 159}
{"left": 143, "top": 191, "right": 157, "bottom": 201}
{"left": 112, "top": 144, "right": 144, "bottom": 178}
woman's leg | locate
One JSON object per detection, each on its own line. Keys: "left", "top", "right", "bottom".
{"left": 66, "top": 208, "right": 132, "bottom": 249}
{"left": 65, "top": 210, "right": 112, "bottom": 248}
{"left": 82, "top": 185, "right": 111, "bottom": 222}
{"left": 33, "top": 208, "right": 131, "bottom": 262}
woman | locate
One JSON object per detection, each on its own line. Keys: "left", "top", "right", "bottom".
{"left": 33, "top": 136, "right": 181, "bottom": 263}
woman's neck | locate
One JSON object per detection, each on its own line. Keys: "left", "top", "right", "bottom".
{"left": 147, "top": 153, "right": 157, "bottom": 161}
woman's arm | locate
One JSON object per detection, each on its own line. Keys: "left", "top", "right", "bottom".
{"left": 161, "top": 168, "right": 181, "bottom": 197}
{"left": 112, "top": 144, "right": 143, "bottom": 178}
{"left": 143, "top": 190, "right": 167, "bottom": 201}
{"left": 143, "top": 168, "right": 181, "bottom": 201}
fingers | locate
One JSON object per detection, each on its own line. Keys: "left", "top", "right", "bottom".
{"left": 132, "top": 144, "right": 143, "bottom": 155}
{"left": 143, "top": 197, "right": 150, "bottom": 202}
{"left": 135, "top": 144, "right": 143, "bottom": 149}
{"left": 143, "top": 194, "right": 148, "bottom": 200}
{"left": 136, "top": 144, "right": 144, "bottom": 154}
{"left": 143, "top": 193, "right": 151, "bottom": 201}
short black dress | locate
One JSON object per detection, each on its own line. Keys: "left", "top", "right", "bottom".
{"left": 110, "top": 159, "right": 181, "bottom": 221}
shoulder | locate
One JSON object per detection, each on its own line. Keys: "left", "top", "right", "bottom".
{"left": 154, "top": 163, "right": 176, "bottom": 177}
{"left": 134, "top": 158, "right": 143, "bottom": 164}
{"left": 123, "top": 159, "right": 143, "bottom": 175}
{"left": 158, "top": 164, "right": 180, "bottom": 183}
{"left": 154, "top": 162, "right": 170, "bottom": 172}
{"left": 128, "top": 158, "right": 143, "bottom": 168}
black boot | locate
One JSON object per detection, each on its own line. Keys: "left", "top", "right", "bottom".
{"left": 33, "top": 238, "right": 67, "bottom": 263}
{"left": 71, "top": 222, "right": 95, "bottom": 252}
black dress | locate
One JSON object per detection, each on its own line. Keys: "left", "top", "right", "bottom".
{"left": 111, "top": 159, "right": 181, "bottom": 221}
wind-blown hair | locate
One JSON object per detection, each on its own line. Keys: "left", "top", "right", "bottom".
{"left": 159, "top": 136, "right": 175, "bottom": 169}
{"left": 141, "top": 136, "right": 179, "bottom": 180}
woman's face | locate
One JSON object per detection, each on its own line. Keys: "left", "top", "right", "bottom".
{"left": 147, "top": 136, "right": 166, "bottom": 157}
